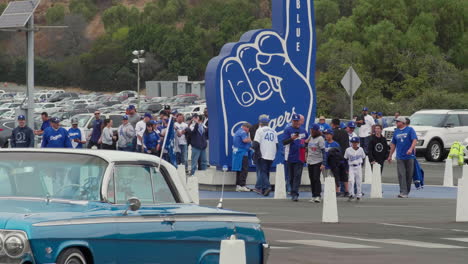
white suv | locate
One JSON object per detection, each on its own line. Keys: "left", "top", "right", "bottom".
{"left": 383, "top": 109, "right": 468, "bottom": 162}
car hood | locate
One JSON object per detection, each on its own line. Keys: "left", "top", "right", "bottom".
{"left": 384, "top": 126, "right": 434, "bottom": 132}
{"left": 0, "top": 198, "right": 257, "bottom": 230}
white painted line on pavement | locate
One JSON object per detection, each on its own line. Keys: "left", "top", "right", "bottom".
{"left": 363, "top": 239, "right": 465, "bottom": 249}
{"left": 451, "top": 229, "right": 468, "bottom": 233}
{"left": 444, "top": 238, "right": 468, "bottom": 242}
{"left": 379, "top": 223, "right": 438, "bottom": 230}
{"left": 266, "top": 228, "right": 466, "bottom": 249}
{"left": 270, "top": 246, "right": 292, "bottom": 249}
{"left": 277, "top": 240, "right": 379, "bottom": 249}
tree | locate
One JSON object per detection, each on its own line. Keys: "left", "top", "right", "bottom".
{"left": 69, "top": 0, "right": 98, "bottom": 21}
{"left": 45, "top": 4, "right": 66, "bottom": 25}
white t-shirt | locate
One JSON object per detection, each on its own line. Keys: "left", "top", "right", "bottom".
{"left": 358, "top": 114, "right": 375, "bottom": 138}
{"left": 348, "top": 132, "right": 358, "bottom": 144}
{"left": 135, "top": 120, "right": 146, "bottom": 145}
{"left": 254, "top": 126, "right": 278, "bottom": 161}
{"left": 175, "top": 122, "right": 188, "bottom": 145}
{"left": 344, "top": 147, "right": 366, "bottom": 166}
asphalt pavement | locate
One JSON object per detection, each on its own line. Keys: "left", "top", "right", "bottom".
{"left": 199, "top": 159, "right": 468, "bottom": 264}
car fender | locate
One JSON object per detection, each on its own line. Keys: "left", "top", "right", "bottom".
{"left": 53, "top": 240, "right": 94, "bottom": 262}
{"left": 198, "top": 249, "right": 220, "bottom": 264}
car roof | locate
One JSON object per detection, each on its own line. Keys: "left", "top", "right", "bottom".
{"left": 416, "top": 109, "right": 468, "bottom": 114}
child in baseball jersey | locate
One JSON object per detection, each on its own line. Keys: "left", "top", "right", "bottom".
{"left": 344, "top": 137, "right": 366, "bottom": 201}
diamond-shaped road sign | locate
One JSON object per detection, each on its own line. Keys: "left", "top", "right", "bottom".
{"left": 341, "top": 66, "right": 361, "bottom": 97}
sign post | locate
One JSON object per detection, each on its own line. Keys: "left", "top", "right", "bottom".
{"left": 341, "top": 66, "right": 362, "bottom": 120}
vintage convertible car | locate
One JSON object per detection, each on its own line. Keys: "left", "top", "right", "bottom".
{"left": 0, "top": 149, "right": 268, "bottom": 264}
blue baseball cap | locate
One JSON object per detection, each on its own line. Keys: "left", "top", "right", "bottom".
{"left": 371, "top": 111, "right": 376, "bottom": 115}
{"left": 122, "top": 115, "right": 129, "bottom": 120}
{"left": 377, "top": 112, "right": 383, "bottom": 116}
{"left": 144, "top": 113, "right": 152, "bottom": 118}
{"left": 291, "top": 114, "right": 300, "bottom": 121}
{"left": 17, "top": 115, "right": 25, "bottom": 120}
{"left": 323, "top": 129, "right": 334, "bottom": 135}
{"left": 362, "top": 107, "right": 369, "bottom": 111}
{"left": 347, "top": 121, "right": 356, "bottom": 128}
{"left": 171, "top": 110, "right": 178, "bottom": 115}
{"left": 350, "top": 137, "right": 360, "bottom": 143}
{"left": 50, "top": 117, "right": 60, "bottom": 123}
{"left": 310, "top": 123, "right": 320, "bottom": 131}
{"left": 128, "top": 105, "right": 136, "bottom": 110}
{"left": 149, "top": 120, "right": 157, "bottom": 125}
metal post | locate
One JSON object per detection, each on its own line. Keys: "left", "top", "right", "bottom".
{"left": 137, "top": 58, "right": 140, "bottom": 110}
{"left": 26, "top": 16, "right": 35, "bottom": 129}
{"left": 349, "top": 67, "right": 353, "bottom": 120}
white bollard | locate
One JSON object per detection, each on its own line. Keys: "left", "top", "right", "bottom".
{"left": 322, "top": 174, "right": 338, "bottom": 223}
{"left": 364, "top": 156, "right": 372, "bottom": 184}
{"left": 187, "top": 176, "right": 199, "bottom": 204}
{"left": 274, "top": 163, "right": 287, "bottom": 199}
{"left": 219, "top": 235, "right": 246, "bottom": 264}
{"left": 370, "top": 163, "right": 383, "bottom": 198}
{"left": 456, "top": 165, "right": 468, "bottom": 222}
{"left": 443, "top": 158, "right": 454, "bottom": 187}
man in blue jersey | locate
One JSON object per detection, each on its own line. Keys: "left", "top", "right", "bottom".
{"left": 34, "top": 112, "right": 50, "bottom": 136}
{"left": 41, "top": 117, "right": 73, "bottom": 148}
{"left": 283, "top": 114, "right": 308, "bottom": 201}
{"left": 68, "top": 118, "right": 86, "bottom": 149}
{"left": 388, "top": 116, "right": 418, "bottom": 198}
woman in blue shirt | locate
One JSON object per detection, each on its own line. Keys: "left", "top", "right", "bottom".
{"left": 143, "top": 122, "right": 160, "bottom": 155}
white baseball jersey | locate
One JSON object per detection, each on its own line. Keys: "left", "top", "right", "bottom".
{"left": 135, "top": 120, "right": 146, "bottom": 145}
{"left": 358, "top": 114, "right": 375, "bottom": 137}
{"left": 254, "top": 126, "right": 278, "bottom": 161}
{"left": 344, "top": 147, "right": 366, "bottom": 166}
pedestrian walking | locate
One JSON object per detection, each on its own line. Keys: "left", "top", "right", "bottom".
{"left": 368, "top": 124, "right": 389, "bottom": 172}
{"left": 252, "top": 115, "right": 277, "bottom": 196}
{"left": 306, "top": 124, "right": 325, "bottom": 203}
{"left": 175, "top": 113, "right": 189, "bottom": 173}
{"left": 344, "top": 137, "right": 366, "bottom": 201}
{"left": 117, "top": 115, "right": 136, "bottom": 151}
{"left": 331, "top": 119, "right": 349, "bottom": 150}
{"left": 101, "top": 119, "right": 115, "bottom": 150}
{"left": 68, "top": 118, "right": 86, "bottom": 149}
{"left": 323, "top": 129, "right": 348, "bottom": 195}
{"left": 232, "top": 122, "right": 252, "bottom": 192}
{"left": 283, "top": 114, "right": 308, "bottom": 201}
{"left": 10, "top": 115, "right": 34, "bottom": 148}
{"left": 388, "top": 116, "right": 418, "bottom": 198}
{"left": 41, "top": 117, "right": 72, "bottom": 148}
{"left": 143, "top": 122, "right": 160, "bottom": 155}
{"left": 87, "top": 111, "right": 103, "bottom": 149}
{"left": 135, "top": 113, "right": 152, "bottom": 152}
{"left": 356, "top": 107, "right": 375, "bottom": 154}
{"left": 188, "top": 114, "right": 208, "bottom": 175}
{"left": 34, "top": 112, "right": 50, "bottom": 136}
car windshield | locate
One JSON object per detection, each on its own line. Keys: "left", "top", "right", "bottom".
{"left": 409, "top": 113, "right": 446, "bottom": 127}
{"left": 72, "top": 114, "right": 92, "bottom": 127}
{"left": 0, "top": 152, "right": 108, "bottom": 201}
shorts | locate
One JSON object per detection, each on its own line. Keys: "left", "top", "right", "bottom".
{"left": 331, "top": 164, "right": 348, "bottom": 187}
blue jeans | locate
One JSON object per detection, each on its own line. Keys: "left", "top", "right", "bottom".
{"left": 132, "top": 137, "right": 137, "bottom": 152}
{"left": 255, "top": 159, "right": 273, "bottom": 191}
{"left": 191, "top": 147, "right": 207, "bottom": 175}
{"left": 177, "top": 144, "right": 188, "bottom": 169}
{"left": 284, "top": 162, "right": 291, "bottom": 193}
{"left": 360, "top": 136, "right": 370, "bottom": 155}
{"left": 287, "top": 161, "right": 304, "bottom": 197}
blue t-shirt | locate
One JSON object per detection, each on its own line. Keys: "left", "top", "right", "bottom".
{"left": 233, "top": 128, "right": 251, "bottom": 156}
{"left": 391, "top": 126, "right": 417, "bottom": 160}
{"left": 41, "top": 127, "right": 73, "bottom": 148}
{"left": 68, "top": 127, "right": 83, "bottom": 148}
{"left": 41, "top": 120, "right": 50, "bottom": 131}
{"left": 90, "top": 119, "right": 103, "bottom": 142}
{"left": 318, "top": 123, "right": 331, "bottom": 132}
{"left": 144, "top": 131, "right": 160, "bottom": 151}
{"left": 283, "top": 126, "right": 308, "bottom": 163}
{"left": 324, "top": 141, "right": 341, "bottom": 169}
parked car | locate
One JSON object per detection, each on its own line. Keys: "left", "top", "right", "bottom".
{"left": 63, "top": 113, "right": 124, "bottom": 138}
{"left": 0, "top": 149, "right": 267, "bottom": 264}
{"left": 48, "top": 92, "right": 79, "bottom": 102}
{"left": 383, "top": 109, "right": 468, "bottom": 161}
{"left": 0, "top": 118, "right": 15, "bottom": 148}
{"left": 139, "top": 103, "right": 163, "bottom": 114}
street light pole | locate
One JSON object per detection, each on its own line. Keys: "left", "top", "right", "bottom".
{"left": 132, "top": 50, "right": 145, "bottom": 111}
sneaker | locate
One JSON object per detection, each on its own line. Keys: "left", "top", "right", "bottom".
{"left": 236, "top": 185, "right": 243, "bottom": 192}
{"left": 314, "top": 197, "right": 321, "bottom": 203}
{"left": 253, "top": 188, "right": 263, "bottom": 195}
{"left": 240, "top": 186, "right": 251, "bottom": 192}
{"left": 308, "top": 199, "right": 315, "bottom": 203}
{"left": 292, "top": 196, "right": 298, "bottom": 202}
{"left": 356, "top": 197, "right": 361, "bottom": 201}
{"left": 263, "top": 188, "right": 271, "bottom": 196}
{"left": 348, "top": 195, "right": 355, "bottom": 201}
{"left": 397, "top": 194, "right": 408, "bottom": 198}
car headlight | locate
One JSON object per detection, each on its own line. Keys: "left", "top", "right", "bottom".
{"left": 4, "top": 233, "right": 27, "bottom": 258}
{"left": 416, "top": 131, "right": 427, "bottom": 137}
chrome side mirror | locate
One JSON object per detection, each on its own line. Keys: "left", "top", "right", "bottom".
{"left": 123, "top": 197, "right": 141, "bottom": 215}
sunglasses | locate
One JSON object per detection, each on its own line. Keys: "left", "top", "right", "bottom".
{"left": 94, "top": 113, "right": 100, "bottom": 115}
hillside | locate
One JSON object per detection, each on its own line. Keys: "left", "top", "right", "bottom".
{"left": 0, "top": 0, "right": 466, "bottom": 117}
